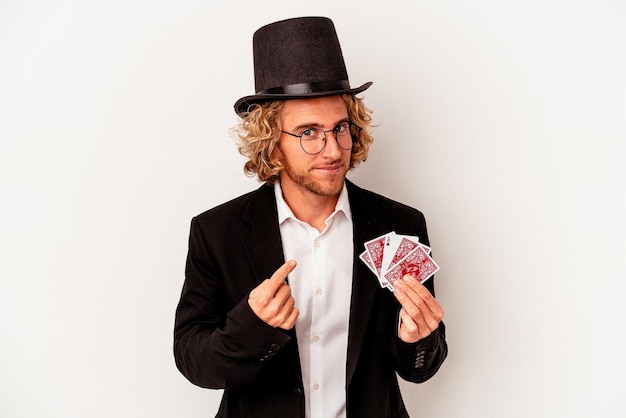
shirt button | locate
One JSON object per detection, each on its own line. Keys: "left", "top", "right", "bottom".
{"left": 313, "top": 383, "right": 320, "bottom": 390}
{"left": 314, "top": 241, "right": 321, "bottom": 248}
{"left": 312, "top": 335, "right": 320, "bottom": 342}
{"left": 316, "top": 288, "right": 323, "bottom": 295}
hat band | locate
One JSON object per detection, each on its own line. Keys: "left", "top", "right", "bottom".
{"left": 257, "top": 80, "right": 351, "bottom": 95}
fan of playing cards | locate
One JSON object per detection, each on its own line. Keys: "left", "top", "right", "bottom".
{"left": 359, "top": 232, "right": 440, "bottom": 291}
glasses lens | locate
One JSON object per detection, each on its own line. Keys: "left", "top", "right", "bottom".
{"left": 335, "top": 124, "right": 353, "bottom": 150}
{"left": 300, "top": 128, "right": 325, "bottom": 154}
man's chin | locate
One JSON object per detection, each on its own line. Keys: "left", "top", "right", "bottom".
{"left": 306, "top": 180, "right": 344, "bottom": 197}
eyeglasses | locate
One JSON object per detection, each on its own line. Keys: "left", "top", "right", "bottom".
{"left": 281, "top": 122, "right": 354, "bottom": 155}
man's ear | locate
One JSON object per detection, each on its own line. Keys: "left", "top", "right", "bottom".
{"left": 271, "top": 140, "right": 283, "bottom": 160}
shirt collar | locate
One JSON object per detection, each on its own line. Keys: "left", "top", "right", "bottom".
{"left": 274, "top": 182, "right": 352, "bottom": 225}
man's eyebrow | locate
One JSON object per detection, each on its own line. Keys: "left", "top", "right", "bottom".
{"left": 291, "top": 118, "right": 350, "bottom": 132}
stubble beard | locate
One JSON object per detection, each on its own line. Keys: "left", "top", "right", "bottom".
{"left": 281, "top": 157, "right": 347, "bottom": 198}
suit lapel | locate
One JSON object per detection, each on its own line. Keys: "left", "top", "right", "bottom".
{"left": 345, "top": 181, "right": 391, "bottom": 385}
{"left": 239, "top": 184, "right": 286, "bottom": 283}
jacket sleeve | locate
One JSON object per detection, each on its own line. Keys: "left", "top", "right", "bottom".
{"left": 391, "top": 319, "right": 447, "bottom": 383}
{"left": 173, "top": 217, "right": 293, "bottom": 390}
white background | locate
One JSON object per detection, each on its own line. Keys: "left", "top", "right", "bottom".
{"left": 1, "top": 1, "right": 625, "bottom": 417}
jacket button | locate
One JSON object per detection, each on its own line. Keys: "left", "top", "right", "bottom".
{"left": 270, "top": 343, "right": 280, "bottom": 351}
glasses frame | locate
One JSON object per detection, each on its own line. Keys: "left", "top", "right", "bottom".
{"left": 281, "top": 122, "right": 355, "bottom": 155}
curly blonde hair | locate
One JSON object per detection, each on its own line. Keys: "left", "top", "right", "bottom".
{"left": 233, "top": 94, "right": 374, "bottom": 184}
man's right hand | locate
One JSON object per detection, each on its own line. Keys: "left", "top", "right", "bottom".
{"left": 248, "top": 260, "right": 299, "bottom": 330}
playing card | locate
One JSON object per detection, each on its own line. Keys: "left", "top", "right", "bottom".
{"left": 383, "top": 245, "right": 439, "bottom": 286}
{"left": 379, "top": 232, "right": 400, "bottom": 275}
{"left": 386, "top": 235, "right": 420, "bottom": 271}
{"left": 359, "top": 250, "right": 377, "bottom": 276}
{"left": 364, "top": 232, "right": 394, "bottom": 277}
{"left": 360, "top": 250, "right": 393, "bottom": 289}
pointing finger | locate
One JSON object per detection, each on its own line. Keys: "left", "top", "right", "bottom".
{"left": 270, "top": 260, "right": 297, "bottom": 284}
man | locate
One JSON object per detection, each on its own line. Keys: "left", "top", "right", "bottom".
{"left": 174, "top": 17, "right": 447, "bottom": 418}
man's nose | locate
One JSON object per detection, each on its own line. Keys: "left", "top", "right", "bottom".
{"left": 321, "top": 131, "right": 343, "bottom": 157}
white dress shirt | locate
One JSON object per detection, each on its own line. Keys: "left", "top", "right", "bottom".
{"left": 274, "top": 182, "right": 354, "bottom": 418}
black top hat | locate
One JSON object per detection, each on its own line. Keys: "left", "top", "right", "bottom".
{"left": 234, "top": 17, "right": 373, "bottom": 115}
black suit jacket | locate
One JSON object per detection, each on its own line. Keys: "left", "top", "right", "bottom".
{"left": 174, "top": 181, "right": 447, "bottom": 418}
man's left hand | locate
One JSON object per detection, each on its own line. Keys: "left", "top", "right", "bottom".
{"left": 392, "top": 274, "right": 445, "bottom": 343}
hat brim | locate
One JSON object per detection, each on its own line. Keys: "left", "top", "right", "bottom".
{"left": 234, "top": 81, "right": 373, "bottom": 116}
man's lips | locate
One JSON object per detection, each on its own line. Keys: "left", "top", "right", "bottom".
{"left": 313, "top": 164, "right": 344, "bottom": 173}
{"left": 313, "top": 161, "right": 344, "bottom": 171}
